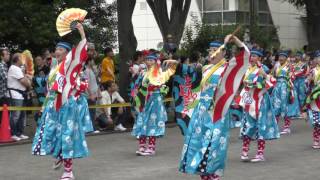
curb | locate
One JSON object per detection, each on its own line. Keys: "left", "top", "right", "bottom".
{"left": 0, "top": 123, "right": 178, "bottom": 147}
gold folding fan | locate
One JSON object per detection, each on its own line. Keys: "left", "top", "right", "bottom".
{"left": 56, "top": 8, "right": 87, "bottom": 37}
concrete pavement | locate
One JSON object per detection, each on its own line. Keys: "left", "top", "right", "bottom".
{"left": 0, "top": 119, "right": 319, "bottom": 180}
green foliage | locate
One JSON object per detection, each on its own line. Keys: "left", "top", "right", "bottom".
{"left": 249, "top": 23, "right": 280, "bottom": 49}
{"left": 180, "top": 16, "right": 242, "bottom": 57}
{"left": 284, "top": 0, "right": 306, "bottom": 8}
{"left": 0, "top": 0, "right": 117, "bottom": 55}
{"left": 180, "top": 16, "right": 279, "bottom": 57}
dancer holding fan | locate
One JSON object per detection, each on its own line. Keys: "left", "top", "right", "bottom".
{"left": 32, "top": 8, "right": 92, "bottom": 180}
{"left": 179, "top": 32, "right": 250, "bottom": 180}
{"left": 271, "top": 51, "right": 296, "bottom": 135}
{"left": 131, "top": 53, "right": 178, "bottom": 156}
{"left": 239, "top": 49, "right": 280, "bottom": 163}
{"left": 304, "top": 50, "right": 320, "bottom": 149}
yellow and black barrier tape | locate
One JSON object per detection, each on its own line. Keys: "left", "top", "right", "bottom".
{"left": 0, "top": 98, "right": 174, "bottom": 111}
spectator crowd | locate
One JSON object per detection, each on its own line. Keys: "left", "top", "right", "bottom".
{"left": 0, "top": 43, "right": 128, "bottom": 142}
{"left": 0, "top": 37, "right": 315, "bottom": 142}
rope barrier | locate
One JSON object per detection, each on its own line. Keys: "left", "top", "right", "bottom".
{"left": 0, "top": 98, "right": 174, "bottom": 111}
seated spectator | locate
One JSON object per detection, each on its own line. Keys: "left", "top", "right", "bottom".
{"left": 97, "top": 81, "right": 127, "bottom": 132}
{"left": 7, "top": 53, "right": 32, "bottom": 141}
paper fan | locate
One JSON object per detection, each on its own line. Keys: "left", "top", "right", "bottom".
{"left": 56, "top": 8, "right": 87, "bottom": 37}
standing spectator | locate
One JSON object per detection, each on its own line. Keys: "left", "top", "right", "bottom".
{"left": 163, "top": 34, "right": 177, "bottom": 57}
{"left": 41, "top": 48, "right": 52, "bottom": 67}
{"left": 0, "top": 48, "right": 10, "bottom": 122}
{"left": 100, "top": 47, "right": 115, "bottom": 83}
{"left": 33, "top": 56, "right": 49, "bottom": 105}
{"left": 7, "top": 53, "right": 31, "bottom": 141}
{"left": 97, "top": 81, "right": 127, "bottom": 131}
{"left": 85, "top": 43, "right": 101, "bottom": 133}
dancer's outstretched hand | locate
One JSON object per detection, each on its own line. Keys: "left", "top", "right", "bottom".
{"left": 163, "top": 59, "right": 178, "bottom": 67}
{"left": 76, "top": 23, "right": 86, "bottom": 40}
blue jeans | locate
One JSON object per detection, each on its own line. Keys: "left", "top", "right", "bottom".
{"left": 10, "top": 99, "right": 26, "bottom": 136}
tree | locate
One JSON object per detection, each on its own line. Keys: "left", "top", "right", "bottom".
{"left": 146, "top": 0, "right": 191, "bottom": 46}
{"left": 285, "top": 0, "right": 320, "bottom": 50}
{"left": 117, "top": 0, "right": 137, "bottom": 99}
{"left": 59, "top": 0, "right": 118, "bottom": 53}
{"left": 0, "top": 0, "right": 117, "bottom": 54}
{"left": 180, "top": 16, "right": 279, "bottom": 57}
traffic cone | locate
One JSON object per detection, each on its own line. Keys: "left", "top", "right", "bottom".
{"left": 0, "top": 104, "right": 14, "bottom": 143}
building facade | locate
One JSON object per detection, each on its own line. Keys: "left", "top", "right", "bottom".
{"left": 131, "top": 0, "right": 307, "bottom": 50}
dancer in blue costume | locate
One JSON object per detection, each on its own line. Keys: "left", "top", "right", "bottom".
{"left": 304, "top": 50, "right": 320, "bottom": 149}
{"left": 32, "top": 24, "right": 93, "bottom": 180}
{"left": 292, "top": 51, "right": 309, "bottom": 112}
{"left": 172, "top": 52, "right": 202, "bottom": 135}
{"left": 179, "top": 35, "right": 250, "bottom": 180}
{"left": 226, "top": 107, "right": 243, "bottom": 128}
{"left": 132, "top": 54, "right": 177, "bottom": 156}
{"left": 287, "top": 53, "right": 302, "bottom": 118}
{"left": 271, "top": 51, "right": 297, "bottom": 135}
{"left": 239, "top": 49, "right": 280, "bottom": 163}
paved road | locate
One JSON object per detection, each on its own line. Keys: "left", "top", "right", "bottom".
{"left": 0, "top": 120, "right": 319, "bottom": 180}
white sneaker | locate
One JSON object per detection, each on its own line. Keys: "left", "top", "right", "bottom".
{"left": 19, "top": 134, "right": 29, "bottom": 140}
{"left": 251, "top": 155, "right": 265, "bottom": 162}
{"left": 11, "top": 135, "right": 21, "bottom": 141}
{"left": 280, "top": 128, "right": 291, "bottom": 135}
{"left": 135, "top": 147, "right": 146, "bottom": 156}
{"left": 312, "top": 142, "right": 320, "bottom": 149}
{"left": 60, "top": 171, "right": 75, "bottom": 180}
{"left": 140, "top": 149, "right": 156, "bottom": 156}
{"left": 114, "top": 124, "right": 127, "bottom": 131}
{"left": 241, "top": 152, "right": 250, "bottom": 162}
{"left": 93, "top": 130, "right": 100, "bottom": 134}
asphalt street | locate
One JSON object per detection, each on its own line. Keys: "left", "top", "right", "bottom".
{"left": 0, "top": 119, "right": 319, "bottom": 180}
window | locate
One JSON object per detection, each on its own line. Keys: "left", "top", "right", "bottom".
{"left": 238, "top": 0, "right": 250, "bottom": 11}
{"left": 258, "top": 0, "right": 269, "bottom": 12}
{"left": 236, "top": 11, "right": 250, "bottom": 24}
{"left": 203, "top": 0, "right": 230, "bottom": 11}
{"left": 223, "top": 11, "right": 236, "bottom": 23}
{"left": 203, "top": 12, "right": 222, "bottom": 24}
{"left": 258, "top": 13, "right": 272, "bottom": 25}
{"left": 223, "top": 0, "right": 229, "bottom": 10}
{"left": 203, "top": 0, "right": 223, "bottom": 11}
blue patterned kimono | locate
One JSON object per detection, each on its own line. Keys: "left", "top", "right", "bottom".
{"left": 239, "top": 66, "right": 280, "bottom": 140}
{"left": 226, "top": 103, "right": 243, "bottom": 128}
{"left": 180, "top": 63, "right": 231, "bottom": 176}
{"left": 272, "top": 63, "right": 298, "bottom": 118}
{"left": 172, "top": 63, "right": 202, "bottom": 135}
{"left": 32, "top": 95, "right": 93, "bottom": 159}
{"left": 33, "top": 75, "right": 48, "bottom": 105}
{"left": 32, "top": 39, "right": 93, "bottom": 159}
{"left": 294, "top": 78, "right": 307, "bottom": 109}
{"left": 132, "top": 65, "right": 176, "bottom": 137}
{"left": 129, "top": 69, "right": 144, "bottom": 117}
{"left": 293, "top": 62, "right": 308, "bottom": 109}
{"left": 305, "top": 67, "right": 320, "bottom": 127}
{"left": 180, "top": 46, "right": 250, "bottom": 176}
{"left": 287, "top": 88, "right": 300, "bottom": 117}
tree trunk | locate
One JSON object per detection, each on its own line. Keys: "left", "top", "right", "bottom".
{"left": 305, "top": 0, "right": 320, "bottom": 51}
{"left": 117, "top": 0, "right": 137, "bottom": 99}
{"left": 146, "top": 0, "right": 191, "bottom": 46}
